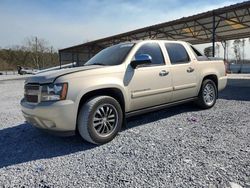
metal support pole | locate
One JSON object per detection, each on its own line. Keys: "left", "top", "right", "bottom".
{"left": 72, "top": 53, "right": 74, "bottom": 66}
{"left": 88, "top": 48, "right": 91, "bottom": 59}
{"left": 35, "top": 36, "right": 38, "bottom": 69}
{"left": 212, "top": 13, "right": 216, "bottom": 57}
{"left": 77, "top": 53, "right": 79, "bottom": 67}
{"left": 224, "top": 42, "right": 226, "bottom": 61}
{"left": 50, "top": 46, "right": 53, "bottom": 64}
{"left": 59, "top": 52, "right": 62, "bottom": 69}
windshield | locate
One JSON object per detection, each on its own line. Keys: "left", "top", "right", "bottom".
{"left": 85, "top": 43, "right": 135, "bottom": 66}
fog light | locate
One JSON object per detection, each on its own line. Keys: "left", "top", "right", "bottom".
{"left": 42, "top": 120, "right": 56, "bottom": 128}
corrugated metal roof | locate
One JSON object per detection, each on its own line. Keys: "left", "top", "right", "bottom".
{"left": 59, "top": 1, "right": 250, "bottom": 53}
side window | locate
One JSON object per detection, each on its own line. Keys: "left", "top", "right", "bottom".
{"left": 190, "top": 45, "right": 203, "bottom": 56}
{"left": 165, "top": 43, "right": 190, "bottom": 64}
{"left": 190, "top": 45, "right": 209, "bottom": 61}
{"left": 134, "top": 43, "right": 165, "bottom": 66}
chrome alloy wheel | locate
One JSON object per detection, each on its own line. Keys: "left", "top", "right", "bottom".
{"left": 203, "top": 83, "right": 215, "bottom": 106}
{"left": 92, "top": 104, "right": 118, "bottom": 137}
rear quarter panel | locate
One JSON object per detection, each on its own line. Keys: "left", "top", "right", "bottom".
{"left": 195, "top": 60, "right": 227, "bottom": 94}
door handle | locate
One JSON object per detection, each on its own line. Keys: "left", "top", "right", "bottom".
{"left": 159, "top": 70, "right": 169, "bottom": 76}
{"left": 187, "top": 67, "right": 195, "bottom": 73}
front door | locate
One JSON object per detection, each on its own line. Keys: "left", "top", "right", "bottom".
{"left": 126, "top": 42, "right": 173, "bottom": 111}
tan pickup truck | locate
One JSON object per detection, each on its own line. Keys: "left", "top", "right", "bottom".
{"left": 21, "top": 40, "right": 227, "bottom": 144}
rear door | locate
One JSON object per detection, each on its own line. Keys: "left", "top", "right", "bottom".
{"left": 164, "top": 42, "right": 198, "bottom": 102}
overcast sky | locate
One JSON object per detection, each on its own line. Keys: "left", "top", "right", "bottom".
{"left": 0, "top": 0, "right": 248, "bottom": 58}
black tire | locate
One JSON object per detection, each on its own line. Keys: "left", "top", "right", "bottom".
{"left": 77, "top": 96, "right": 123, "bottom": 144}
{"left": 196, "top": 79, "right": 217, "bottom": 109}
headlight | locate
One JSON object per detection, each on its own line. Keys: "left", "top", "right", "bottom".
{"left": 41, "top": 83, "right": 68, "bottom": 102}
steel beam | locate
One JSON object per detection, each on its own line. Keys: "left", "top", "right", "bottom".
{"left": 212, "top": 13, "right": 216, "bottom": 57}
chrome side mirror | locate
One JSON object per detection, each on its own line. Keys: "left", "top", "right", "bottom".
{"left": 130, "top": 54, "right": 152, "bottom": 69}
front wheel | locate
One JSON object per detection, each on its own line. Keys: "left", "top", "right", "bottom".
{"left": 196, "top": 79, "right": 217, "bottom": 109}
{"left": 77, "top": 96, "right": 123, "bottom": 144}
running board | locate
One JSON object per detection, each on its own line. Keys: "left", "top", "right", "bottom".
{"left": 126, "top": 97, "right": 198, "bottom": 118}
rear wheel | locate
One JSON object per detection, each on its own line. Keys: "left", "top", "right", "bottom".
{"left": 197, "top": 79, "right": 217, "bottom": 109}
{"left": 77, "top": 96, "right": 123, "bottom": 144}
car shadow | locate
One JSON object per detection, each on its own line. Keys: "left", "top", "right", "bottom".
{"left": 219, "top": 79, "right": 250, "bottom": 101}
{"left": 0, "top": 123, "right": 95, "bottom": 168}
{"left": 0, "top": 103, "right": 199, "bottom": 169}
{"left": 125, "top": 103, "right": 200, "bottom": 130}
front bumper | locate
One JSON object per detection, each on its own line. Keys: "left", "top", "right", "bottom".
{"left": 21, "top": 99, "right": 76, "bottom": 134}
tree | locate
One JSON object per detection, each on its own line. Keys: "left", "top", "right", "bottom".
{"left": 232, "top": 39, "right": 242, "bottom": 62}
{"left": 203, "top": 43, "right": 220, "bottom": 57}
{"left": 25, "top": 36, "right": 49, "bottom": 69}
{"left": 11, "top": 45, "right": 30, "bottom": 66}
{"left": 221, "top": 40, "right": 230, "bottom": 61}
{"left": 216, "top": 43, "right": 220, "bottom": 57}
{"left": 204, "top": 46, "right": 213, "bottom": 57}
{"left": 242, "top": 39, "right": 245, "bottom": 64}
{"left": 0, "top": 36, "right": 59, "bottom": 71}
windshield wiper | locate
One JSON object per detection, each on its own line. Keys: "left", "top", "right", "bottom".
{"left": 93, "top": 63, "right": 107, "bottom": 66}
{"left": 85, "top": 63, "right": 107, "bottom": 66}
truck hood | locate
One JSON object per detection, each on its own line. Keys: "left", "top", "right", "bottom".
{"left": 25, "top": 65, "right": 102, "bottom": 84}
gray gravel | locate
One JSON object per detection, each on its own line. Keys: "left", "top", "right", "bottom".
{"left": 0, "top": 78, "right": 249, "bottom": 188}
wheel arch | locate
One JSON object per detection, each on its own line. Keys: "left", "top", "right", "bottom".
{"left": 199, "top": 74, "right": 218, "bottom": 98}
{"left": 202, "top": 74, "right": 218, "bottom": 88}
{"left": 76, "top": 87, "right": 126, "bottom": 122}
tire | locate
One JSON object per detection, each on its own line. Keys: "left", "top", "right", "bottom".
{"left": 196, "top": 79, "right": 217, "bottom": 109}
{"left": 77, "top": 96, "right": 123, "bottom": 144}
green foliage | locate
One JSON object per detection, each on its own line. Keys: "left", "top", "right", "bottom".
{"left": 0, "top": 37, "right": 59, "bottom": 71}
{"left": 204, "top": 46, "right": 213, "bottom": 57}
{"left": 0, "top": 49, "right": 59, "bottom": 71}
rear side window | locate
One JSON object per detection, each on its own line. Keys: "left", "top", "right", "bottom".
{"left": 190, "top": 45, "right": 203, "bottom": 56}
{"left": 190, "top": 45, "right": 209, "bottom": 61}
{"left": 165, "top": 43, "right": 190, "bottom": 64}
{"left": 134, "top": 43, "right": 165, "bottom": 66}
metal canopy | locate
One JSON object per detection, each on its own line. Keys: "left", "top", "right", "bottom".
{"left": 59, "top": 1, "right": 250, "bottom": 65}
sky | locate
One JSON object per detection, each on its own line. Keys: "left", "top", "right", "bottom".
{"left": 0, "top": 0, "right": 248, "bottom": 58}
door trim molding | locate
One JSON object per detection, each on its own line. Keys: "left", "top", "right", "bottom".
{"left": 126, "top": 97, "right": 198, "bottom": 117}
{"left": 174, "top": 83, "right": 197, "bottom": 91}
{"left": 131, "top": 87, "right": 173, "bottom": 99}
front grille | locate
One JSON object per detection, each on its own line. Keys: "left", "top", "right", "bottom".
{"left": 24, "top": 84, "right": 40, "bottom": 103}
{"left": 25, "top": 95, "right": 38, "bottom": 103}
{"left": 25, "top": 85, "right": 40, "bottom": 91}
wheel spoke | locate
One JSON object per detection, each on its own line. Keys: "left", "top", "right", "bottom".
{"left": 93, "top": 117, "right": 102, "bottom": 122}
{"left": 108, "top": 119, "right": 115, "bottom": 123}
{"left": 108, "top": 114, "right": 115, "bottom": 118}
{"left": 96, "top": 109, "right": 103, "bottom": 117}
{"left": 203, "top": 83, "right": 215, "bottom": 105}
{"left": 100, "top": 107, "right": 105, "bottom": 116}
{"left": 205, "top": 96, "right": 208, "bottom": 103}
{"left": 106, "top": 122, "right": 112, "bottom": 131}
{"left": 92, "top": 103, "right": 118, "bottom": 137}
{"left": 108, "top": 108, "right": 113, "bottom": 116}
{"left": 93, "top": 121, "right": 102, "bottom": 127}
{"left": 100, "top": 124, "right": 106, "bottom": 134}
{"left": 96, "top": 124, "right": 104, "bottom": 133}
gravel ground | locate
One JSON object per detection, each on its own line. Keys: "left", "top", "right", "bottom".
{"left": 0, "top": 78, "right": 249, "bottom": 188}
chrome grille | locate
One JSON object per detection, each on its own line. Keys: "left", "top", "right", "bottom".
{"left": 24, "top": 84, "right": 40, "bottom": 103}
